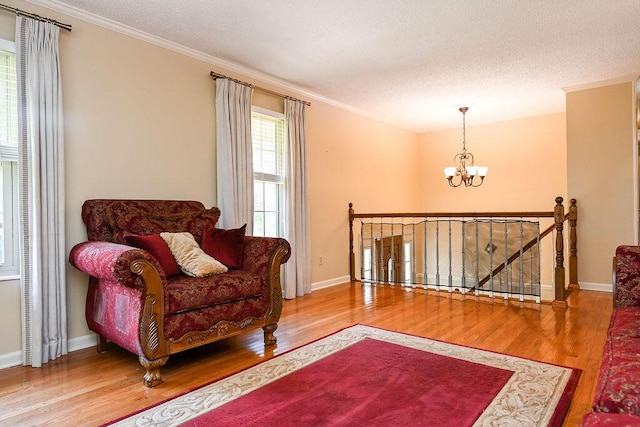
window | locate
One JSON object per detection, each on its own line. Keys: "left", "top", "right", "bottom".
{"left": 403, "top": 241, "right": 412, "bottom": 283}
{"left": 363, "top": 247, "right": 372, "bottom": 280}
{"left": 0, "top": 40, "right": 19, "bottom": 277}
{"left": 251, "top": 108, "right": 286, "bottom": 238}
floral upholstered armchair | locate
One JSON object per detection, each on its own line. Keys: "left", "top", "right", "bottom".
{"left": 69, "top": 200, "right": 290, "bottom": 387}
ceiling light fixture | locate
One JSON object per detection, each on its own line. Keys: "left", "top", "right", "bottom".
{"left": 443, "top": 106, "right": 488, "bottom": 187}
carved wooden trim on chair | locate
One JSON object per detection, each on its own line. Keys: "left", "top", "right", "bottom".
{"left": 130, "top": 259, "right": 169, "bottom": 385}
{"left": 263, "top": 245, "right": 288, "bottom": 345}
{"left": 127, "top": 245, "right": 289, "bottom": 386}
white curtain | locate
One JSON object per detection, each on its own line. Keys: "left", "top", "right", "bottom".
{"left": 215, "top": 78, "right": 254, "bottom": 232}
{"left": 16, "top": 17, "right": 67, "bottom": 367}
{"left": 284, "top": 99, "right": 311, "bottom": 298}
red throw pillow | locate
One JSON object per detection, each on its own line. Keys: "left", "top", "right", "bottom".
{"left": 201, "top": 224, "right": 246, "bottom": 269}
{"left": 124, "top": 234, "right": 180, "bottom": 277}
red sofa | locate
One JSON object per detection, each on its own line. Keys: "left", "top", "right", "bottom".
{"left": 69, "top": 199, "right": 290, "bottom": 387}
{"left": 582, "top": 245, "right": 640, "bottom": 425}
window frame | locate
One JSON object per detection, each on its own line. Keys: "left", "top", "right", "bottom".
{"left": 251, "top": 106, "right": 286, "bottom": 238}
{"left": 0, "top": 39, "right": 20, "bottom": 278}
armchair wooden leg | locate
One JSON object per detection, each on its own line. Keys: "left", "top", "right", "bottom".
{"left": 139, "top": 355, "right": 169, "bottom": 388}
{"left": 263, "top": 323, "right": 278, "bottom": 346}
{"left": 96, "top": 335, "right": 108, "bottom": 353}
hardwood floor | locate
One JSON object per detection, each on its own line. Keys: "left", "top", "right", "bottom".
{"left": 0, "top": 282, "right": 612, "bottom": 426}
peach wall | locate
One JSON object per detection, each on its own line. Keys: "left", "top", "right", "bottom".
{"left": 307, "top": 103, "right": 419, "bottom": 283}
{"left": 417, "top": 113, "right": 568, "bottom": 212}
{"left": 567, "top": 82, "right": 636, "bottom": 287}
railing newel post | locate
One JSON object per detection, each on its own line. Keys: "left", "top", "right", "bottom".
{"left": 553, "top": 196, "right": 567, "bottom": 308}
{"left": 349, "top": 203, "right": 355, "bottom": 281}
{"left": 569, "top": 198, "right": 578, "bottom": 288}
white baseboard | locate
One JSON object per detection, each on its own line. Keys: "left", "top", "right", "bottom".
{"left": 0, "top": 350, "right": 21, "bottom": 370}
{"left": 312, "top": 275, "right": 351, "bottom": 291}
{"left": 69, "top": 333, "right": 97, "bottom": 352}
{"left": 578, "top": 281, "right": 612, "bottom": 293}
{"left": 0, "top": 333, "right": 97, "bottom": 371}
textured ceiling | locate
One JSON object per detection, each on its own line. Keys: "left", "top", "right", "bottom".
{"left": 39, "top": 0, "right": 640, "bottom": 131}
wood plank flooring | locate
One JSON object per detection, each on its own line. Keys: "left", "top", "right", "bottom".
{"left": 0, "top": 282, "right": 613, "bottom": 426}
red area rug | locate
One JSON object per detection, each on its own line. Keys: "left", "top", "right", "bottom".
{"left": 109, "top": 325, "right": 580, "bottom": 426}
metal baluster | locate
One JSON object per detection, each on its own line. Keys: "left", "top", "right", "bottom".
{"left": 519, "top": 218, "right": 524, "bottom": 302}
{"left": 536, "top": 219, "right": 541, "bottom": 303}
{"left": 448, "top": 219, "right": 453, "bottom": 293}
{"left": 461, "top": 218, "right": 466, "bottom": 293}
{"left": 411, "top": 219, "right": 416, "bottom": 288}
{"left": 359, "top": 219, "right": 364, "bottom": 281}
{"left": 489, "top": 218, "right": 494, "bottom": 299}
{"left": 475, "top": 218, "right": 480, "bottom": 297}
{"left": 436, "top": 219, "right": 440, "bottom": 291}
{"left": 368, "top": 220, "right": 373, "bottom": 282}
{"left": 400, "top": 219, "right": 403, "bottom": 285}
{"left": 378, "top": 217, "right": 384, "bottom": 284}
{"left": 504, "top": 219, "right": 509, "bottom": 300}
{"left": 423, "top": 218, "right": 428, "bottom": 290}
{"left": 390, "top": 220, "right": 395, "bottom": 285}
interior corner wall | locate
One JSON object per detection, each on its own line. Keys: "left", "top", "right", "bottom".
{"left": 566, "top": 82, "right": 636, "bottom": 289}
{"left": 306, "top": 103, "right": 420, "bottom": 285}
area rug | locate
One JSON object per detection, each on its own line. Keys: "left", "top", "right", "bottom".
{"left": 109, "top": 324, "right": 580, "bottom": 426}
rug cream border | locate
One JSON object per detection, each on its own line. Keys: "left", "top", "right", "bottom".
{"left": 112, "top": 325, "right": 575, "bottom": 426}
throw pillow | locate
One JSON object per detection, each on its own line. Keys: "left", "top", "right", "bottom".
{"left": 160, "top": 232, "right": 228, "bottom": 277}
{"left": 201, "top": 224, "right": 246, "bottom": 269}
{"left": 124, "top": 234, "right": 180, "bottom": 277}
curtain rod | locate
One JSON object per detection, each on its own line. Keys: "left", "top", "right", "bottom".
{"left": 0, "top": 3, "right": 72, "bottom": 31}
{"left": 210, "top": 71, "right": 310, "bottom": 106}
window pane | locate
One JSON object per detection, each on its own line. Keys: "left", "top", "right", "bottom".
{"left": 0, "top": 163, "right": 4, "bottom": 264}
{"left": 254, "top": 211, "right": 265, "bottom": 237}
{"left": 0, "top": 49, "right": 18, "bottom": 150}
{"left": 252, "top": 112, "right": 284, "bottom": 176}
{"left": 264, "top": 212, "right": 278, "bottom": 238}
{"left": 254, "top": 181, "right": 264, "bottom": 211}
{"left": 264, "top": 182, "right": 278, "bottom": 211}
{"left": 0, "top": 44, "right": 18, "bottom": 276}
{"left": 363, "top": 248, "right": 371, "bottom": 280}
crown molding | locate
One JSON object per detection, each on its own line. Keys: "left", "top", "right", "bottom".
{"left": 562, "top": 74, "right": 639, "bottom": 93}
{"left": 25, "top": 0, "right": 413, "bottom": 131}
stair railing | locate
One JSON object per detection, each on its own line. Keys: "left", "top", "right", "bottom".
{"left": 349, "top": 197, "right": 577, "bottom": 307}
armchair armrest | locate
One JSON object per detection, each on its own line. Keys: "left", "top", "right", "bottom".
{"left": 613, "top": 245, "right": 640, "bottom": 307}
{"left": 241, "top": 236, "right": 291, "bottom": 275}
{"left": 69, "top": 241, "right": 167, "bottom": 288}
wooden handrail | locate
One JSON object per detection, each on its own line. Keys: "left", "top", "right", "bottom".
{"left": 351, "top": 211, "right": 554, "bottom": 219}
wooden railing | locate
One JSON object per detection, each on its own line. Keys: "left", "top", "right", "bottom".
{"left": 349, "top": 197, "right": 578, "bottom": 307}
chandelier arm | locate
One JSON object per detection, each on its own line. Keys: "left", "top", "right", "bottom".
{"left": 470, "top": 176, "right": 485, "bottom": 187}
{"left": 448, "top": 176, "right": 463, "bottom": 187}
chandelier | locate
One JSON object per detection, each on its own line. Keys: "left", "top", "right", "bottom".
{"left": 443, "top": 107, "right": 488, "bottom": 187}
